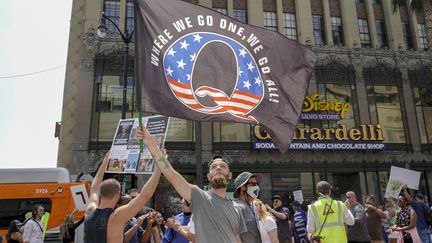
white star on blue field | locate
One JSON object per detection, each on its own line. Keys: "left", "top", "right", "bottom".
{"left": 163, "top": 32, "right": 264, "bottom": 97}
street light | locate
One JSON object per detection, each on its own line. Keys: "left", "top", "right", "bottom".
{"left": 97, "top": 12, "right": 134, "bottom": 119}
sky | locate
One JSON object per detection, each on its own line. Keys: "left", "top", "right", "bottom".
{"left": 0, "top": 0, "right": 73, "bottom": 168}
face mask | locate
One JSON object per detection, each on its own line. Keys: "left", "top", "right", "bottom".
{"left": 246, "top": 185, "right": 260, "bottom": 199}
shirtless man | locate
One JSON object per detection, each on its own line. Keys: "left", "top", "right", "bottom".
{"left": 84, "top": 152, "right": 161, "bottom": 243}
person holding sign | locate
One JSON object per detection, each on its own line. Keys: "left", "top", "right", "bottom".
{"left": 385, "top": 195, "right": 421, "bottom": 243}
{"left": 136, "top": 127, "right": 247, "bottom": 243}
{"left": 402, "top": 186, "right": 431, "bottom": 243}
{"left": 84, "top": 152, "right": 161, "bottom": 243}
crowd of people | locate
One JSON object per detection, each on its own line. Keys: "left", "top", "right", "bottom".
{"left": 6, "top": 205, "right": 48, "bottom": 243}
{"left": 6, "top": 126, "right": 432, "bottom": 243}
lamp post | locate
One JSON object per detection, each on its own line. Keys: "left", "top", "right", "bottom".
{"left": 97, "top": 12, "right": 134, "bottom": 119}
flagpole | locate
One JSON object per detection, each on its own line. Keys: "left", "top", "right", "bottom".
{"left": 139, "top": 112, "right": 144, "bottom": 153}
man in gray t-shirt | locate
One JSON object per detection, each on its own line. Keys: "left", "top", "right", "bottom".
{"left": 138, "top": 127, "right": 247, "bottom": 243}
{"left": 346, "top": 191, "right": 371, "bottom": 243}
{"left": 191, "top": 185, "right": 247, "bottom": 242}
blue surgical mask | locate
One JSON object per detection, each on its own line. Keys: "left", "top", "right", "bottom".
{"left": 247, "top": 185, "right": 260, "bottom": 199}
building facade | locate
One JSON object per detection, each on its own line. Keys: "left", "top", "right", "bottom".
{"left": 60, "top": 0, "right": 432, "bottom": 208}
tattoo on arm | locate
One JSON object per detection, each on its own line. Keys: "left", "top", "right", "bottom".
{"left": 157, "top": 156, "right": 172, "bottom": 169}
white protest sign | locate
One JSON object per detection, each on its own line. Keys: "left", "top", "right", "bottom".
{"left": 384, "top": 166, "right": 421, "bottom": 198}
{"left": 293, "top": 190, "right": 304, "bottom": 203}
{"left": 389, "top": 166, "right": 421, "bottom": 190}
{"left": 70, "top": 184, "right": 89, "bottom": 211}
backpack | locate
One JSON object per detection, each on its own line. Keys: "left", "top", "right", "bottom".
{"left": 424, "top": 204, "right": 432, "bottom": 227}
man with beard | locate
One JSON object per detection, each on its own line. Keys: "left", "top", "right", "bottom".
{"left": 136, "top": 127, "right": 247, "bottom": 243}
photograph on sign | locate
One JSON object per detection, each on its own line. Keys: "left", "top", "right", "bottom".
{"left": 384, "top": 179, "right": 403, "bottom": 199}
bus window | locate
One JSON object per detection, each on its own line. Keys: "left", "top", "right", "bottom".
{"left": 0, "top": 198, "right": 52, "bottom": 229}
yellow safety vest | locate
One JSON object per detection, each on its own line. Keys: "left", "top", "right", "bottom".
{"left": 41, "top": 212, "right": 50, "bottom": 239}
{"left": 308, "top": 197, "right": 347, "bottom": 243}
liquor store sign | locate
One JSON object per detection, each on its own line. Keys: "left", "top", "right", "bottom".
{"left": 253, "top": 93, "right": 386, "bottom": 150}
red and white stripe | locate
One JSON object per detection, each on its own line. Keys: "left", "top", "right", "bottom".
{"left": 167, "top": 77, "right": 261, "bottom": 122}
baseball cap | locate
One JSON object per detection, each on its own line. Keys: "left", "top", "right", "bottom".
{"left": 293, "top": 200, "right": 301, "bottom": 206}
{"left": 271, "top": 195, "right": 282, "bottom": 201}
{"left": 233, "top": 172, "right": 262, "bottom": 198}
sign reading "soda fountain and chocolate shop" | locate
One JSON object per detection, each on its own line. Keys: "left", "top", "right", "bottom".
{"left": 253, "top": 93, "right": 385, "bottom": 150}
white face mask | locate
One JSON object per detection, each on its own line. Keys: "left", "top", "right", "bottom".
{"left": 246, "top": 185, "right": 260, "bottom": 199}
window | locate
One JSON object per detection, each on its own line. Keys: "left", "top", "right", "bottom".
{"left": 91, "top": 75, "right": 135, "bottom": 141}
{"left": 313, "top": 16, "right": 326, "bottom": 45}
{"left": 315, "top": 83, "right": 357, "bottom": 129}
{"left": 125, "top": 1, "right": 134, "bottom": 34}
{"left": 402, "top": 22, "right": 413, "bottom": 50}
{"left": 367, "top": 85, "right": 406, "bottom": 143}
{"left": 283, "top": 13, "right": 297, "bottom": 40}
{"left": 0, "top": 199, "right": 52, "bottom": 228}
{"left": 358, "top": 19, "right": 371, "bottom": 48}
{"left": 418, "top": 24, "right": 428, "bottom": 51}
{"left": 375, "top": 20, "right": 387, "bottom": 48}
{"left": 103, "top": 0, "right": 120, "bottom": 33}
{"left": 413, "top": 87, "right": 432, "bottom": 144}
{"left": 95, "top": 75, "right": 134, "bottom": 113}
{"left": 233, "top": 9, "right": 247, "bottom": 23}
{"left": 213, "top": 122, "right": 250, "bottom": 142}
{"left": 213, "top": 8, "right": 227, "bottom": 15}
{"left": 331, "top": 17, "right": 344, "bottom": 45}
{"left": 263, "top": 12, "right": 277, "bottom": 31}
{"left": 165, "top": 118, "right": 194, "bottom": 141}
{"left": 272, "top": 172, "right": 315, "bottom": 203}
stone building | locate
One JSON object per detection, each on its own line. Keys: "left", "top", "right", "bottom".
{"left": 60, "top": 0, "right": 432, "bottom": 208}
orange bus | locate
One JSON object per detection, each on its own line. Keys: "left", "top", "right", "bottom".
{"left": 0, "top": 168, "right": 90, "bottom": 242}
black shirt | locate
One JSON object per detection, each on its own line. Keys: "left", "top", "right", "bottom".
{"left": 84, "top": 208, "right": 114, "bottom": 243}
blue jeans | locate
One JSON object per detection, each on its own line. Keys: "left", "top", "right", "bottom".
{"left": 418, "top": 227, "right": 431, "bottom": 243}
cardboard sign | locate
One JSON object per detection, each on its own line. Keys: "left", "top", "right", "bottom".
{"left": 389, "top": 166, "right": 421, "bottom": 190}
{"left": 70, "top": 184, "right": 89, "bottom": 211}
{"left": 384, "top": 166, "right": 421, "bottom": 198}
{"left": 293, "top": 190, "right": 304, "bottom": 203}
{"left": 107, "top": 115, "right": 170, "bottom": 174}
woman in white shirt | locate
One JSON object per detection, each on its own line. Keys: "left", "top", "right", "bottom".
{"left": 254, "top": 200, "right": 279, "bottom": 243}
{"left": 23, "top": 205, "right": 44, "bottom": 243}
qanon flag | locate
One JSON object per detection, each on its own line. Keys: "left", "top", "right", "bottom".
{"left": 134, "top": 0, "right": 317, "bottom": 153}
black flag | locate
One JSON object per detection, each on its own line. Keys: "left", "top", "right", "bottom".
{"left": 134, "top": 0, "right": 317, "bottom": 152}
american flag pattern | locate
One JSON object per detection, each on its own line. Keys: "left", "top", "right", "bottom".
{"left": 163, "top": 32, "right": 264, "bottom": 123}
